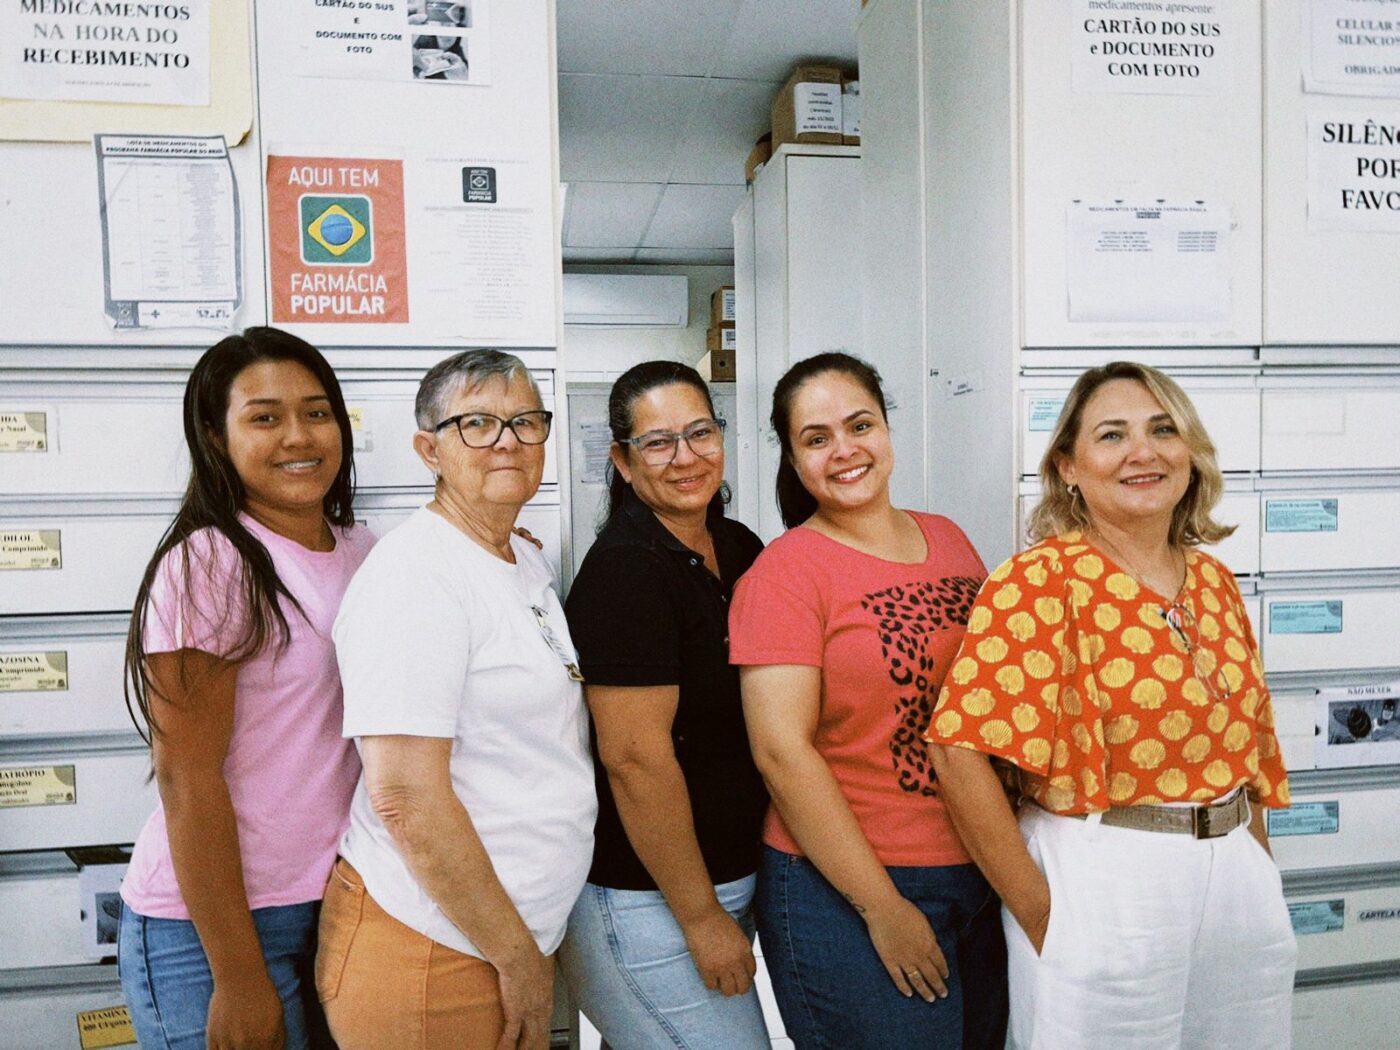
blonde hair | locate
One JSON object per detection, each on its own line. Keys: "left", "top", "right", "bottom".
{"left": 1027, "top": 362, "right": 1235, "bottom": 547}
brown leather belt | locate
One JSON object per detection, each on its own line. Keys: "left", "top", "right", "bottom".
{"left": 1065, "top": 789, "right": 1250, "bottom": 840}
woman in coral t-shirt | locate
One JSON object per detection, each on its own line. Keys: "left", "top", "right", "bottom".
{"left": 926, "top": 362, "right": 1296, "bottom": 1050}
{"left": 729, "top": 353, "right": 1007, "bottom": 1050}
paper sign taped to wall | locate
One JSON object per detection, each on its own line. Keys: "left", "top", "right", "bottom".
{"left": 1304, "top": 0, "right": 1400, "bottom": 97}
{"left": 267, "top": 155, "right": 409, "bottom": 324}
{"left": 299, "top": 0, "right": 493, "bottom": 86}
{"left": 1316, "top": 678, "right": 1400, "bottom": 769}
{"left": 1066, "top": 200, "right": 1231, "bottom": 322}
{"left": 1070, "top": 0, "right": 1236, "bottom": 96}
{"left": 1307, "top": 114, "right": 1400, "bottom": 233}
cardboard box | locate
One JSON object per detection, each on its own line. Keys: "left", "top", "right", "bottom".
{"left": 706, "top": 325, "right": 737, "bottom": 354}
{"left": 707, "top": 325, "right": 737, "bottom": 381}
{"left": 745, "top": 133, "right": 772, "bottom": 183}
{"left": 710, "top": 286, "right": 736, "bottom": 327}
{"left": 842, "top": 76, "right": 860, "bottom": 145}
{"left": 771, "top": 64, "right": 844, "bottom": 148}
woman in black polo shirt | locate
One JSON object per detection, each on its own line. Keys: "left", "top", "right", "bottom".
{"left": 558, "top": 361, "right": 770, "bottom": 1049}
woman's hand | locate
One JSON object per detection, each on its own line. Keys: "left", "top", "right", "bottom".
{"left": 863, "top": 895, "right": 949, "bottom": 1002}
{"left": 511, "top": 525, "right": 544, "bottom": 550}
{"left": 206, "top": 970, "right": 285, "bottom": 1050}
{"left": 1021, "top": 900, "right": 1051, "bottom": 956}
{"left": 494, "top": 944, "right": 554, "bottom": 1050}
{"left": 681, "top": 905, "right": 757, "bottom": 997}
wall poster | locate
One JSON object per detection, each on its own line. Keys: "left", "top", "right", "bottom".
{"left": 1070, "top": 0, "right": 1240, "bottom": 96}
{"left": 1307, "top": 113, "right": 1400, "bottom": 231}
{"left": 299, "top": 0, "right": 492, "bottom": 86}
{"left": 1304, "top": 0, "right": 1400, "bottom": 97}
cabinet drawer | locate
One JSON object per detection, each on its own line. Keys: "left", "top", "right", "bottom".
{"left": 1260, "top": 586, "right": 1400, "bottom": 675}
{"left": 1287, "top": 872, "right": 1400, "bottom": 973}
{"left": 0, "top": 745, "right": 154, "bottom": 851}
{"left": 0, "top": 968, "right": 136, "bottom": 1050}
{"left": 0, "top": 616, "right": 132, "bottom": 741}
{"left": 1269, "top": 774, "right": 1400, "bottom": 871}
{"left": 1292, "top": 972, "right": 1400, "bottom": 1050}
{"left": 1260, "top": 488, "right": 1400, "bottom": 574}
{"left": 1262, "top": 378, "right": 1400, "bottom": 474}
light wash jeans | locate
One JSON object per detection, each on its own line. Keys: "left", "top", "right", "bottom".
{"left": 118, "top": 900, "right": 333, "bottom": 1050}
{"left": 558, "top": 874, "right": 771, "bottom": 1050}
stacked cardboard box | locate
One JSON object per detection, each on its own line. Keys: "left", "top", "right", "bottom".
{"left": 708, "top": 286, "right": 736, "bottom": 382}
{"left": 771, "top": 65, "right": 844, "bottom": 149}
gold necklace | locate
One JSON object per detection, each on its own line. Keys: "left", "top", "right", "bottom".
{"left": 1087, "top": 529, "right": 1185, "bottom": 603}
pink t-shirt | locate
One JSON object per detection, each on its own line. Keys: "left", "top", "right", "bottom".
{"left": 121, "top": 515, "right": 376, "bottom": 918}
{"left": 728, "top": 512, "right": 985, "bottom": 867}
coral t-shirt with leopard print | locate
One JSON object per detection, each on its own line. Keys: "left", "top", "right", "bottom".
{"left": 729, "top": 512, "right": 984, "bottom": 867}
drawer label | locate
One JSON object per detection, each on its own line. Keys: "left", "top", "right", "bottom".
{"left": 1358, "top": 906, "right": 1400, "bottom": 924}
{"left": 1269, "top": 600, "right": 1343, "bottom": 635}
{"left": 0, "top": 411, "right": 48, "bottom": 452}
{"left": 346, "top": 405, "right": 373, "bottom": 453}
{"left": 1028, "top": 397, "right": 1065, "bottom": 432}
{"left": 0, "top": 529, "right": 62, "bottom": 570}
{"left": 0, "top": 651, "right": 68, "bottom": 692}
{"left": 76, "top": 1005, "right": 137, "bottom": 1049}
{"left": 0, "top": 764, "right": 76, "bottom": 808}
{"left": 1267, "top": 801, "right": 1339, "bottom": 837}
{"left": 1288, "top": 899, "right": 1345, "bottom": 936}
{"left": 1265, "top": 499, "right": 1338, "bottom": 533}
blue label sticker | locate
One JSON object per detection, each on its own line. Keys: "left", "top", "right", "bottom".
{"left": 1028, "top": 397, "right": 1064, "bottom": 432}
{"left": 1269, "top": 601, "right": 1343, "bottom": 635}
{"left": 1267, "top": 801, "right": 1339, "bottom": 837}
{"left": 1265, "top": 499, "right": 1339, "bottom": 533}
{"left": 1289, "top": 899, "right": 1345, "bottom": 936}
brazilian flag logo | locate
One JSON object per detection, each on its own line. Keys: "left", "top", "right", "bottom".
{"left": 300, "top": 195, "right": 372, "bottom": 265}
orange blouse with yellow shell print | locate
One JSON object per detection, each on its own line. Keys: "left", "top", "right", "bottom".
{"left": 924, "top": 533, "right": 1290, "bottom": 815}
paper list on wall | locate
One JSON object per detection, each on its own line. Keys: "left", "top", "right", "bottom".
{"left": 1307, "top": 114, "right": 1400, "bottom": 232}
{"left": 579, "top": 422, "right": 614, "bottom": 485}
{"left": 1304, "top": 0, "right": 1400, "bottom": 97}
{"left": 1070, "top": 0, "right": 1235, "bottom": 96}
{"left": 95, "top": 134, "right": 241, "bottom": 330}
{"left": 1066, "top": 200, "right": 1231, "bottom": 322}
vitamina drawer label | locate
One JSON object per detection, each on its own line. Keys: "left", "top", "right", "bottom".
{"left": 0, "top": 764, "right": 76, "bottom": 808}
{"left": 1269, "top": 601, "right": 1343, "bottom": 635}
{"left": 1028, "top": 398, "right": 1065, "bottom": 432}
{"left": 0, "top": 651, "right": 68, "bottom": 692}
{"left": 1288, "top": 899, "right": 1345, "bottom": 936}
{"left": 0, "top": 530, "right": 62, "bottom": 570}
{"left": 0, "top": 411, "right": 48, "bottom": 452}
{"left": 1265, "top": 499, "right": 1339, "bottom": 533}
{"left": 1267, "top": 801, "right": 1339, "bottom": 837}
{"left": 76, "top": 1005, "right": 137, "bottom": 1049}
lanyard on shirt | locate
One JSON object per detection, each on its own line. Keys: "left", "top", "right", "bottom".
{"left": 531, "top": 604, "right": 585, "bottom": 682}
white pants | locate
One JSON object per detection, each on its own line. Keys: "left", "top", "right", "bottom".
{"left": 1005, "top": 804, "right": 1298, "bottom": 1050}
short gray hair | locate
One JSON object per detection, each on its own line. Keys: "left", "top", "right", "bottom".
{"left": 415, "top": 349, "right": 541, "bottom": 430}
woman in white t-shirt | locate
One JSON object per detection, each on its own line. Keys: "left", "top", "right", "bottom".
{"left": 322, "top": 349, "right": 596, "bottom": 1050}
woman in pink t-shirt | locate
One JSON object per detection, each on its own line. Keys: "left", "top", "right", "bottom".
{"left": 729, "top": 353, "right": 1008, "bottom": 1049}
{"left": 117, "top": 328, "right": 376, "bottom": 1050}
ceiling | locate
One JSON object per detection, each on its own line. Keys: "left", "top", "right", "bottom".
{"left": 556, "top": 0, "right": 861, "bottom": 266}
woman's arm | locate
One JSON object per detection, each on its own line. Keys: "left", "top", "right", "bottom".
{"left": 927, "top": 744, "right": 1051, "bottom": 953}
{"left": 147, "top": 649, "right": 285, "bottom": 1050}
{"left": 358, "top": 735, "right": 551, "bottom": 1050}
{"left": 589, "top": 684, "right": 755, "bottom": 996}
{"left": 741, "top": 664, "right": 948, "bottom": 1002}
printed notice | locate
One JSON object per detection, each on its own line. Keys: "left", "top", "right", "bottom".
{"left": 1269, "top": 600, "right": 1343, "bottom": 635}
{"left": 0, "top": 530, "right": 62, "bottom": 570}
{"left": 1289, "top": 899, "right": 1346, "bottom": 935}
{"left": 1265, "top": 499, "right": 1339, "bottom": 533}
{"left": 0, "top": 0, "right": 210, "bottom": 106}
{"left": 1318, "top": 678, "right": 1400, "bottom": 768}
{"left": 1267, "top": 801, "right": 1340, "bottom": 837}
{"left": 300, "top": 0, "right": 492, "bottom": 86}
{"left": 96, "top": 134, "right": 241, "bottom": 330}
{"left": 267, "top": 155, "right": 409, "bottom": 324}
{"left": 1028, "top": 397, "right": 1065, "bottom": 433}
{"left": 1307, "top": 114, "right": 1400, "bottom": 232}
{"left": 793, "top": 82, "right": 842, "bottom": 135}
{"left": 579, "top": 422, "right": 613, "bottom": 486}
{"left": 0, "top": 410, "right": 49, "bottom": 452}
{"left": 1071, "top": 0, "right": 1236, "bottom": 96}
{"left": 1305, "top": 0, "right": 1400, "bottom": 97}
{"left": 347, "top": 406, "right": 372, "bottom": 452}
{"left": 1067, "top": 200, "right": 1232, "bottom": 322}
{"left": 76, "top": 1005, "right": 137, "bottom": 1050}
{"left": 0, "top": 764, "right": 76, "bottom": 808}
{"left": 0, "top": 651, "right": 69, "bottom": 693}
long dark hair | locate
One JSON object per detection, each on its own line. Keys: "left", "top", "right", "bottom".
{"left": 771, "top": 352, "right": 889, "bottom": 529}
{"left": 123, "top": 327, "right": 356, "bottom": 741}
{"left": 603, "top": 360, "right": 729, "bottom": 529}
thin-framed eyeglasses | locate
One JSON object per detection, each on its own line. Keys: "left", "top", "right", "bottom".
{"left": 432, "top": 410, "right": 553, "bottom": 448}
{"left": 1158, "top": 601, "right": 1233, "bottom": 702}
{"left": 619, "top": 418, "right": 727, "bottom": 465}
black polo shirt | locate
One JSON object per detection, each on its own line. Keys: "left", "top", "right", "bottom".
{"left": 565, "top": 491, "right": 769, "bottom": 890}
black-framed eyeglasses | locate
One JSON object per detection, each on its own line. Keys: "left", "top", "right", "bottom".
{"left": 1158, "top": 601, "right": 1233, "bottom": 702}
{"left": 619, "top": 418, "right": 727, "bottom": 465}
{"left": 433, "top": 410, "right": 553, "bottom": 448}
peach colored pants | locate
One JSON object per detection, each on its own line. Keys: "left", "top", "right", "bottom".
{"left": 316, "top": 858, "right": 506, "bottom": 1050}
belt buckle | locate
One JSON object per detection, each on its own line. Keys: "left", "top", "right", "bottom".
{"left": 1192, "top": 799, "right": 1232, "bottom": 839}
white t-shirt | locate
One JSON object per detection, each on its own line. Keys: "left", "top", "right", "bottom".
{"left": 333, "top": 506, "right": 596, "bottom": 958}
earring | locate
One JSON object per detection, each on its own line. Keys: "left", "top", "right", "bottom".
{"left": 1067, "top": 483, "right": 1077, "bottom": 497}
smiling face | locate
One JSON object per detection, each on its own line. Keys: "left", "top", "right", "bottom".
{"left": 1057, "top": 378, "right": 1192, "bottom": 535}
{"left": 785, "top": 370, "right": 893, "bottom": 516}
{"left": 222, "top": 359, "right": 343, "bottom": 521}
{"left": 418, "top": 371, "right": 546, "bottom": 511}
{"left": 612, "top": 382, "right": 724, "bottom": 523}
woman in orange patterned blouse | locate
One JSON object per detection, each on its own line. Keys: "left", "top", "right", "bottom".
{"left": 925, "top": 362, "right": 1297, "bottom": 1050}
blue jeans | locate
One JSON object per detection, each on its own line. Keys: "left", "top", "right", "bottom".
{"left": 118, "top": 901, "right": 333, "bottom": 1050}
{"left": 756, "top": 846, "right": 1008, "bottom": 1050}
{"left": 558, "top": 874, "right": 771, "bottom": 1050}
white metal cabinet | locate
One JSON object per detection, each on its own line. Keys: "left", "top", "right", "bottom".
{"left": 0, "top": 743, "right": 154, "bottom": 851}
{"left": 1293, "top": 972, "right": 1400, "bottom": 1050}
{"left": 0, "top": 616, "right": 132, "bottom": 740}
{"left": 1286, "top": 869, "right": 1400, "bottom": 972}
{"left": 1261, "top": 373, "right": 1400, "bottom": 473}
{"left": 1269, "top": 771, "right": 1400, "bottom": 871}
{"left": 1260, "top": 486, "right": 1400, "bottom": 574}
